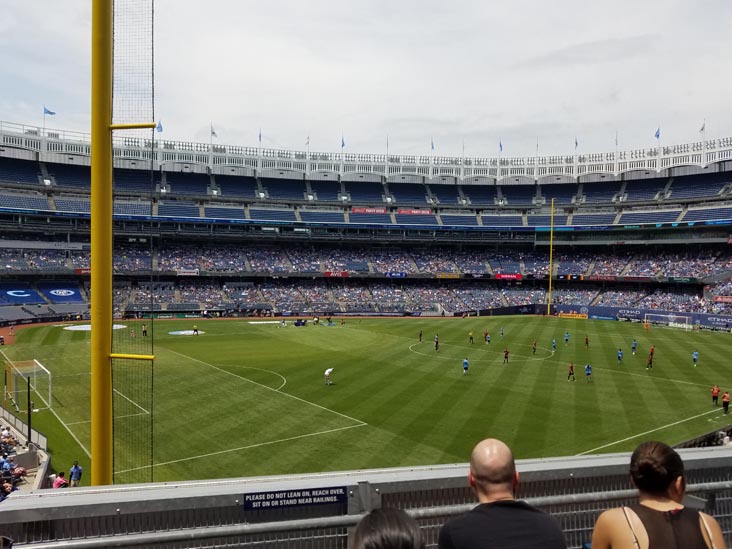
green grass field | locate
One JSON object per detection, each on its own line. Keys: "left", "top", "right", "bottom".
{"left": 2, "top": 316, "right": 730, "bottom": 483}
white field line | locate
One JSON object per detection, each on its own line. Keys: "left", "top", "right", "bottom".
{"left": 211, "top": 364, "right": 287, "bottom": 391}
{"left": 165, "top": 349, "right": 366, "bottom": 426}
{"left": 0, "top": 349, "right": 92, "bottom": 459}
{"left": 114, "top": 423, "right": 367, "bottom": 475}
{"left": 65, "top": 412, "right": 149, "bottom": 426}
{"left": 113, "top": 388, "right": 150, "bottom": 415}
{"left": 576, "top": 409, "right": 719, "bottom": 456}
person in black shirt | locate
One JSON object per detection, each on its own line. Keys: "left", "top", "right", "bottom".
{"left": 438, "top": 438, "right": 566, "bottom": 549}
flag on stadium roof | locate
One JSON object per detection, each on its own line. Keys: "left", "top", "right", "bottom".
{"left": 43, "top": 106, "right": 56, "bottom": 115}
{"left": 575, "top": 137, "right": 578, "bottom": 150}
{"left": 156, "top": 121, "right": 163, "bottom": 133}
{"left": 654, "top": 127, "right": 661, "bottom": 140}
{"left": 699, "top": 121, "right": 706, "bottom": 133}
{"left": 499, "top": 140, "right": 503, "bottom": 153}
{"left": 305, "top": 135, "right": 310, "bottom": 146}
{"left": 431, "top": 138, "right": 435, "bottom": 151}
{"left": 258, "top": 128, "right": 262, "bottom": 146}
{"left": 341, "top": 135, "right": 345, "bottom": 149}
{"left": 210, "top": 124, "right": 217, "bottom": 138}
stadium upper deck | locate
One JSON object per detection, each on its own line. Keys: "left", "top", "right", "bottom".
{"left": 1, "top": 121, "right": 732, "bottom": 233}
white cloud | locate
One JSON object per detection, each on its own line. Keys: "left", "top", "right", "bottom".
{"left": 1, "top": 0, "right": 730, "bottom": 157}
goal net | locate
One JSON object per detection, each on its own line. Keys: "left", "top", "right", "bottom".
{"left": 4, "top": 359, "right": 52, "bottom": 412}
{"left": 644, "top": 313, "right": 693, "bottom": 331}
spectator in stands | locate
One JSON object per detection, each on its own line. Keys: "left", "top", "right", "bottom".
{"left": 52, "top": 471, "right": 69, "bottom": 488}
{"left": 69, "top": 460, "right": 83, "bottom": 487}
{"left": 591, "top": 440, "right": 724, "bottom": 549}
{"left": 352, "top": 508, "right": 425, "bottom": 549}
{"left": 438, "top": 438, "right": 566, "bottom": 548}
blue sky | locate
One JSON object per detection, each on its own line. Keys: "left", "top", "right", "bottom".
{"left": 1, "top": 0, "right": 730, "bottom": 158}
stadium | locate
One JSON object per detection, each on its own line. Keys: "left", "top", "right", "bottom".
{"left": 2, "top": 1, "right": 732, "bottom": 547}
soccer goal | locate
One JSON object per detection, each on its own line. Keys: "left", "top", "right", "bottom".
{"left": 4, "top": 359, "right": 52, "bottom": 412}
{"left": 643, "top": 313, "right": 693, "bottom": 331}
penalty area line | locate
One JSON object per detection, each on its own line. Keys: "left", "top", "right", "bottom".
{"left": 113, "top": 388, "right": 150, "bottom": 415}
{"left": 164, "top": 348, "right": 366, "bottom": 427}
{"left": 576, "top": 408, "right": 719, "bottom": 456}
{"left": 114, "top": 423, "right": 367, "bottom": 475}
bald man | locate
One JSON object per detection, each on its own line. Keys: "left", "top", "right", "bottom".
{"left": 438, "top": 439, "right": 566, "bottom": 549}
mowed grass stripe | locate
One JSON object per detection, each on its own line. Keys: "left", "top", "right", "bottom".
{"left": 4, "top": 318, "right": 731, "bottom": 482}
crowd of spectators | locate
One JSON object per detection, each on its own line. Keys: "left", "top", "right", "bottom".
{"left": 551, "top": 288, "right": 599, "bottom": 306}
{"left": 638, "top": 289, "right": 710, "bottom": 313}
{"left": 593, "top": 289, "right": 647, "bottom": 307}
{"left": 3, "top": 245, "right": 732, "bottom": 279}
{"left": 370, "top": 249, "right": 419, "bottom": 274}
{"left": 591, "top": 253, "right": 632, "bottom": 276}
{"left": 502, "top": 288, "right": 546, "bottom": 306}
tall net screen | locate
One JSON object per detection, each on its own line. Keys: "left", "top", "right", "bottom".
{"left": 111, "top": 0, "right": 156, "bottom": 484}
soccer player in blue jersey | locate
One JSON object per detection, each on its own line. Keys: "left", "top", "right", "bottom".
{"left": 693, "top": 350, "right": 699, "bottom": 367}
{"left": 617, "top": 348, "right": 623, "bottom": 363}
{"left": 463, "top": 357, "right": 469, "bottom": 375}
{"left": 486, "top": 333, "right": 491, "bottom": 345}
{"left": 552, "top": 338, "right": 557, "bottom": 353}
{"left": 564, "top": 332, "right": 570, "bottom": 346}
{"left": 632, "top": 339, "right": 637, "bottom": 355}
{"left": 585, "top": 363, "right": 592, "bottom": 382}
{"left": 500, "top": 326, "right": 504, "bottom": 338}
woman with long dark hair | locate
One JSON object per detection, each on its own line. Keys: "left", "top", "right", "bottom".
{"left": 591, "top": 441, "right": 724, "bottom": 548}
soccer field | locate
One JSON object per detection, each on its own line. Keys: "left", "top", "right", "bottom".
{"left": 2, "top": 316, "right": 730, "bottom": 483}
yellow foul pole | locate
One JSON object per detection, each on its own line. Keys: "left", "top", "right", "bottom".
{"left": 90, "top": 0, "right": 114, "bottom": 486}
{"left": 546, "top": 198, "right": 555, "bottom": 315}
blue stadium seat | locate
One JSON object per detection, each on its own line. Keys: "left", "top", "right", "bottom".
{"left": 394, "top": 214, "right": 438, "bottom": 225}
{"left": 158, "top": 201, "right": 200, "bottom": 217}
{"left": 55, "top": 197, "right": 91, "bottom": 213}
{"left": 345, "top": 181, "right": 385, "bottom": 203}
{"left": 430, "top": 184, "right": 461, "bottom": 205}
{"left": 249, "top": 208, "right": 297, "bottom": 222}
{"left": 0, "top": 158, "right": 41, "bottom": 185}
{"left": 216, "top": 174, "right": 259, "bottom": 198}
{"left": 683, "top": 207, "right": 732, "bottom": 221}
{"left": 114, "top": 168, "right": 156, "bottom": 193}
{"left": 299, "top": 211, "right": 346, "bottom": 223}
{"left": 204, "top": 206, "right": 247, "bottom": 219}
{"left": 37, "top": 282, "right": 85, "bottom": 303}
{"left": 624, "top": 180, "right": 666, "bottom": 202}
{"left": 165, "top": 172, "right": 209, "bottom": 196}
{"left": 462, "top": 185, "right": 497, "bottom": 206}
{"left": 571, "top": 213, "right": 617, "bottom": 225}
{"left": 389, "top": 183, "right": 428, "bottom": 204}
{"left": 47, "top": 163, "right": 90, "bottom": 189}
{"left": 0, "top": 192, "right": 51, "bottom": 211}
{"left": 481, "top": 214, "right": 523, "bottom": 227}
{"left": 114, "top": 201, "right": 152, "bottom": 216}
{"left": 668, "top": 174, "right": 729, "bottom": 200}
{"left": 526, "top": 215, "right": 568, "bottom": 226}
{"left": 262, "top": 178, "right": 306, "bottom": 200}
{"left": 309, "top": 180, "right": 341, "bottom": 201}
{"left": 582, "top": 181, "right": 622, "bottom": 203}
{"left": 440, "top": 214, "right": 478, "bottom": 226}
{"left": 349, "top": 213, "right": 392, "bottom": 224}
{"left": 619, "top": 210, "right": 681, "bottom": 224}
{"left": 499, "top": 185, "right": 536, "bottom": 205}
{"left": 539, "top": 184, "right": 578, "bottom": 204}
